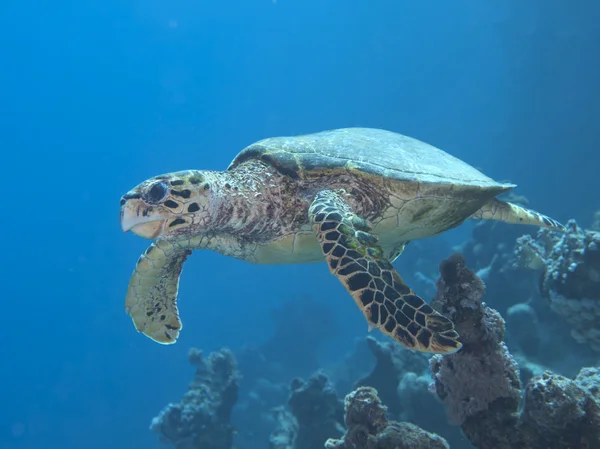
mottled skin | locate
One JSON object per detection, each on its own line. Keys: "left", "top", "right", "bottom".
{"left": 120, "top": 128, "right": 565, "bottom": 353}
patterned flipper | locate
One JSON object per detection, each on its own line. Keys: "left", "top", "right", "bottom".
{"left": 471, "top": 198, "right": 565, "bottom": 231}
{"left": 125, "top": 239, "right": 187, "bottom": 344}
{"left": 309, "top": 189, "right": 462, "bottom": 354}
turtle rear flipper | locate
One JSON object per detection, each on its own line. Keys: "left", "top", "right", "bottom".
{"left": 125, "top": 240, "right": 187, "bottom": 344}
{"left": 471, "top": 198, "right": 565, "bottom": 231}
{"left": 388, "top": 241, "right": 410, "bottom": 263}
{"left": 309, "top": 189, "right": 462, "bottom": 354}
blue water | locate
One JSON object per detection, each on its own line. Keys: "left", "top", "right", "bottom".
{"left": 1, "top": 1, "right": 598, "bottom": 448}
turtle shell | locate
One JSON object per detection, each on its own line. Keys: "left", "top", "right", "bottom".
{"left": 228, "top": 127, "right": 513, "bottom": 190}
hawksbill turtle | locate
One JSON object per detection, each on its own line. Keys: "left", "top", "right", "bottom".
{"left": 120, "top": 127, "right": 564, "bottom": 354}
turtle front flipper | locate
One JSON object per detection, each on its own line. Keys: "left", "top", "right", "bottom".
{"left": 125, "top": 239, "right": 189, "bottom": 344}
{"left": 309, "top": 190, "right": 462, "bottom": 354}
{"left": 471, "top": 198, "right": 565, "bottom": 231}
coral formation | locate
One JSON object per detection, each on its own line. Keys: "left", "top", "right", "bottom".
{"left": 328, "top": 335, "right": 465, "bottom": 447}
{"left": 452, "top": 216, "right": 541, "bottom": 329}
{"left": 429, "top": 254, "right": 522, "bottom": 427}
{"left": 149, "top": 229, "right": 600, "bottom": 449}
{"left": 150, "top": 348, "right": 239, "bottom": 449}
{"left": 505, "top": 302, "right": 540, "bottom": 356}
{"left": 429, "top": 254, "right": 600, "bottom": 449}
{"left": 354, "top": 335, "right": 428, "bottom": 418}
{"left": 269, "top": 407, "right": 297, "bottom": 449}
{"left": 519, "top": 369, "right": 600, "bottom": 447}
{"left": 592, "top": 210, "right": 600, "bottom": 232}
{"left": 269, "top": 370, "right": 452, "bottom": 449}
{"left": 324, "top": 386, "right": 449, "bottom": 449}
{"left": 270, "top": 372, "right": 344, "bottom": 449}
{"left": 235, "top": 377, "right": 289, "bottom": 449}
{"left": 234, "top": 296, "right": 337, "bottom": 448}
{"left": 514, "top": 220, "right": 600, "bottom": 350}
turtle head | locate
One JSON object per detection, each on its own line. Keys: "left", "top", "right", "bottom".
{"left": 120, "top": 170, "right": 215, "bottom": 239}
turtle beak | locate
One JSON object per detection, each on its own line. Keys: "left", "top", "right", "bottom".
{"left": 120, "top": 196, "right": 166, "bottom": 239}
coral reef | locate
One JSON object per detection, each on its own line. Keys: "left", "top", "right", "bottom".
{"left": 429, "top": 254, "right": 600, "bottom": 449}
{"left": 354, "top": 336, "right": 428, "bottom": 418}
{"left": 429, "top": 254, "right": 522, "bottom": 428}
{"left": 505, "top": 302, "right": 540, "bottom": 356}
{"left": 150, "top": 348, "right": 239, "bottom": 449}
{"left": 234, "top": 297, "right": 338, "bottom": 447}
{"left": 270, "top": 372, "right": 344, "bottom": 449}
{"left": 519, "top": 368, "right": 600, "bottom": 448}
{"left": 458, "top": 220, "right": 518, "bottom": 278}
{"left": 269, "top": 407, "right": 297, "bottom": 449}
{"left": 329, "top": 335, "right": 465, "bottom": 447}
{"left": 235, "top": 377, "right": 288, "bottom": 449}
{"left": 514, "top": 220, "right": 600, "bottom": 350}
{"left": 270, "top": 373, "right": 452, "bottom": 449}
{"left": 592, "top": 210, "right": 600, "bottom": 231}
{"left": 148, "top": 230, "right": 600, "bottom": 449}
{"left": 324, "top": 386, "right": 449, "bottom": 449}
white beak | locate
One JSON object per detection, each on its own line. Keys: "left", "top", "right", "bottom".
{"left": 120, "top": 200, "right": 165, "bottom": 239}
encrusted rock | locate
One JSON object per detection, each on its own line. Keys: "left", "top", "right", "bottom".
{"left": 429, "top": 254, "right": 522, "bottom": 427}
{"left": 519, "top": 369, "right": 600, "bottom": 448}
{"left": 150, "top": 348, "right": 239, "bottom": 449}
{"left": 270, "top": 372, "right": 344, "bottom": 449}
{"left": 325, "top": 386, "right": 449, "bottom": 449}
{"left": 514, "top": 220, "right": 600, "bottom": 351}
{"left": 354, "top": 336, "right": 428, "bottom": 419}
{"left": 505, "top": 303, "right": 540, "bottom": 356}
{"left": 429, "top": 254, "right": 600, "bottom": 449}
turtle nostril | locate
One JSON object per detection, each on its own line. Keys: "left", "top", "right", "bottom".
{"left": 120, "top": 198, "right": 126, "bottom": 206}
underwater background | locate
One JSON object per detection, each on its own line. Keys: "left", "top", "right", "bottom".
{"left": 1, "top": 1, "right": 599, "bottom": 448}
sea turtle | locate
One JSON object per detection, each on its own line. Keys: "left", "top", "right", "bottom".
{"left": 120, "top": 127, "right": 564, "bottom": 354}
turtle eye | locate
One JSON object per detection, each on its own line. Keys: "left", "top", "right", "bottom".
{"left": 145, "top": 181, "right": 168, "bottom": 204}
